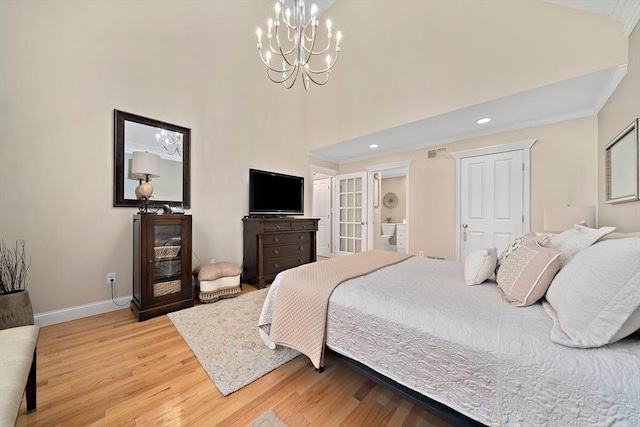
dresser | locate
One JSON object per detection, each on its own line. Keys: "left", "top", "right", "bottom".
{"left": 131, "top": 214, "right": 194, "bottom": 321}
{"left": 242, "top": 217, "right": 319, "bottom": 288}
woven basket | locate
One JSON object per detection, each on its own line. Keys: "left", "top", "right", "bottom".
{"left": 154, "top": 246, "right": 181, "bottom": 260}
{"left": 0, "top": 290, "right": 34, "bottom": 330}
{"left": 153, "top": 280, "right": 181, "bottom": 297}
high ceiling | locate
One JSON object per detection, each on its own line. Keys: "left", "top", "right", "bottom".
{"left": 309, "top": 0, "right": 640, "bottom": 165}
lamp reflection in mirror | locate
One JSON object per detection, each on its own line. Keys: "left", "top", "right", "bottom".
{"left": 131, "top": 151, "right": 160, "bottom": 213}
{"left": 543, "top": 206, "right": 596, "bottom": 232}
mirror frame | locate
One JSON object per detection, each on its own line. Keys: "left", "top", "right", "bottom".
{"left": 113, "top": 109, "right": 191, "bottom": 208}
{"left": 605, "top": 118, "right": 639, "bottom": 204}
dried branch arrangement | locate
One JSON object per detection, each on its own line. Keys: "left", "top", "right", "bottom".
{"left": 0, "top": 240, "right": 31, "bottom": 294}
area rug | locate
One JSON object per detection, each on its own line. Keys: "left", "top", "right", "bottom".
{"left": 247, "top": 410, "right": 289, "bottom": 427}
{"left": 167, "top": 288, "right": 300, "bottom": 396}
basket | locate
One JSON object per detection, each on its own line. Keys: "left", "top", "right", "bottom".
{"left": 153, "top": 280, "right": 181, "bottom": 297}
{"left": 154, "top": 245, "right": 181, "bottom": 260}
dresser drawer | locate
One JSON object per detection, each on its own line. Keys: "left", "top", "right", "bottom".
{"left": 262, "top": 221, "right": 293, "bottom": 232}
{"left": 292, "top": 220, "right": 318, "bottom": 231}
{"left": 263, "top": 232, "right": 311, "bottom": 246}
{"left": 264, "top": 242, "right": 312, "bottom": 260}
{"left": 263, "top": 255, "right": 312, "bottom": 275}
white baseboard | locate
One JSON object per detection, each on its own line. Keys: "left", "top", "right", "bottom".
{"left": 34, "top": 296, "right": 133, "bottom": 327}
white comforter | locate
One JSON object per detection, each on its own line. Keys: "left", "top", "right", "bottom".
{"left": 259, "top": 257, "right": 640, "bottom": 426}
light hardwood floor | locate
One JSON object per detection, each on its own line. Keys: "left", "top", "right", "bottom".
{"left": 17, "top": 287, "right": 453, "bottom": 426}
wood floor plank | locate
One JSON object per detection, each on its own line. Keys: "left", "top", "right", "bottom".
{"left": 16, "top": 289, "right": 454, "bottom": 426}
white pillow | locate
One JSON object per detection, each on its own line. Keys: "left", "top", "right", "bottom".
{"left": 549, "top": 224, "right": 616, "bottom": 267}
{"left": 543, "top": 237, "right": 640, "bottom": 348}
{"left": 464, "top": 248, "right": 497, "bottom": 285}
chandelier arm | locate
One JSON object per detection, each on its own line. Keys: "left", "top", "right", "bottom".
{"left": 272, "top": 24, "right": 298, "bottom": 63}
{"left": 303, "top": 70, "right": 331, "bottom": 86}
{"left": 257, "top": 49, "right": 296, "bottom": 74}
{"left": 303, "top": 51, "right": 340, "bottom": 74}
{"left": 266, "top": 64, "right": 299, "bottom": 85}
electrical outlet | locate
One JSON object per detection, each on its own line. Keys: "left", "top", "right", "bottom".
{"left": 107, "top": 272, "right": 116, "bottom": 285}
{"left": 209, "top": 259, "right": 216, "bottom": 264}
{"left": 418, "top": 251, "right": 424, "bottom": 257}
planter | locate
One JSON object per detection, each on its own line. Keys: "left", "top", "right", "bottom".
{"left": 0, "top": 290, "right": 34, "bottom": 330}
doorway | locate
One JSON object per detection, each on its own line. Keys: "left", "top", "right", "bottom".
{"left": 366, "top": 160, "right": 411, "bottom": 254}
{"left": 311, "top": 165, "right": 337, "bottom": 258}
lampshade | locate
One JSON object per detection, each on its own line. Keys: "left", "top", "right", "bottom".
{"left": 131, "top": 151, "right": 160, "bottom": 179}
{"left": 543, "top": 206, "right": 596, "bottom": 232}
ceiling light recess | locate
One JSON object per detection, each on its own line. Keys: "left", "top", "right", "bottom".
{"left": 476, "top": 117, "right": 491, "bottom": 124}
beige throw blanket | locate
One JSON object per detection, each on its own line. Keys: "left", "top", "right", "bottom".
{"left": 268, "top": 250, "right": 412, "bottom": 369}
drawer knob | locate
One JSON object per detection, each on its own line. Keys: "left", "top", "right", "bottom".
{"left": 276, "top": 225, "right": 281, "bottom": 230}
{"left": 298, "top": 259, "right": 303, "bottom": 263}
{"left": 299, "top": 246, "right": 304, "bottom": 251}
{"left": 273, "top": 249, "right": 279, "bottom": 255}
{"left": 302, "top": 225, "right": 307, "bottom": 229}
{"left": 298, "top": 235, "right": 304, "bottom": 240}
{"left": 273, "top": 237, "right": 279, "bottom": 242}
{"left": 274, "top": 263, "right": 279, "bottom": 269}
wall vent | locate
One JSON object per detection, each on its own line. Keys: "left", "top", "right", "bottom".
{"left": 427, "top": 147, "right": 447, "bottom": 159}
{"left": 426, "top": 255, "right": 446, "bottom": 260}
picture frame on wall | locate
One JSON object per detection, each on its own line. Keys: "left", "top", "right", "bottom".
{"left": 605, "top": 118, "right": 639, "bottom": 204}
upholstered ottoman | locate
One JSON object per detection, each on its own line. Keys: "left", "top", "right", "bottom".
{"left": 193, "top": 262, "right": 242, "bottom": 303}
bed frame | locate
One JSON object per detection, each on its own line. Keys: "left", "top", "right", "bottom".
{"left": 325, "top": 348, "right": 486, "bottom": 427}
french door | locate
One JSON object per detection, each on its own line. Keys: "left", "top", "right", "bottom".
{"left": 333, "top": 172, "right": 368, "bottom": 256}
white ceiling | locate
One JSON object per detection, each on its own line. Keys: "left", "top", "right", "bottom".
{"left": 309, "top": 0, "right": 640, "bottom": 165}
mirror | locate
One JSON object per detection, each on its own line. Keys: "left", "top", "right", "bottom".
{"left": 114, "top": 110, "right": 190, "bottom": 208}
{"left": 605, "top": 118, "right": 639, "bottom": 204}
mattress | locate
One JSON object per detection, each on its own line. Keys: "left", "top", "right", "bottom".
{"left": 260, "top": 256, "right": 640, "bottom": 426}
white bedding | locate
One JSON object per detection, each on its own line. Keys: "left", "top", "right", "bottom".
{"left": 259, "top": 256, "right": 640, "bottom": 426}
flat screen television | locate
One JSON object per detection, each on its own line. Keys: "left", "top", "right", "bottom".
{"left": 249, "top": 168, "right": 304, "bottom": 216}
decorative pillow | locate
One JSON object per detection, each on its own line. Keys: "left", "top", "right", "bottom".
{"left": 597, "top": 231, "right": 640, "bottom": 242}
{"left": 495, "top": 232, "right": 555, "bottom": 275}
{"left": 549, "top": 224, "right": 616, "bottom": 267}
{"left": 464, "top": 248, "right": 498, "bottom": 285}
{"left": 543, "top": 237, "right": 640, "bottom": 348}
{"left": 496, "top": 242, "right": 562, "bottom": 306}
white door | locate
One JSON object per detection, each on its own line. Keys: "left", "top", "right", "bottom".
{"left": 460, "top": 150, "right": 524, "bottom": 260}
{"left": 313, "top": 178, "right": 332, "bottom": 257}
{"left": 333, "top": 172, "right": 368, "bottom": 257}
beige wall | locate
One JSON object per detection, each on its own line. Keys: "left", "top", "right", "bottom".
{"left": 0, "top": 1, "right": 309, "bottom": 314}
{"left": 340, "top": 117, "right": 598, "bottom": 259}
{"left": 598, "top": 24, "right": 640, "bottom": 232}
{"left": 306, "top": 0, "right": 627, "bottom": 151}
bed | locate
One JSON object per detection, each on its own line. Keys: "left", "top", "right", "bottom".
{"left": 258, "top": 231, "right": 640, "bottom": 426}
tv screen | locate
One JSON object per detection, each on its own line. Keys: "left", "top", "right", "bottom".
{"left": 249, "top": 169, "right": 304, "bottom": 216}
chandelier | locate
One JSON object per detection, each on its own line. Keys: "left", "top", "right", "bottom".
{"left": 256, "top": 0, "right": 342, "bottom": 90}
{"left": 155, "top": 129, "right": 183, "bottom": 157}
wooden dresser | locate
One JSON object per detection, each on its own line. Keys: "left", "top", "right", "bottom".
{"left": 242, "top": 217, "right": 319, "bottom": 288}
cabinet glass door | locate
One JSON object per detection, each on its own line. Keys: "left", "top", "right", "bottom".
{"left": 152, "top": 224, "right": 182, "bottom": 298}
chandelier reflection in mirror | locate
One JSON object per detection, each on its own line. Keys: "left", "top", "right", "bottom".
{"left": 256, "top": 0, "right": 342, "bottom": 90}
{"left": 155, "top": 128, "right": 183, "bottom": 156}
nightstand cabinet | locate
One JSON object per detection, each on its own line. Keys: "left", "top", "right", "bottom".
{"left": 242, "top": 217, "right": 319, "bottom": 288}
{"left": 131, "top": 214, "right": 193, "bottom": 321}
